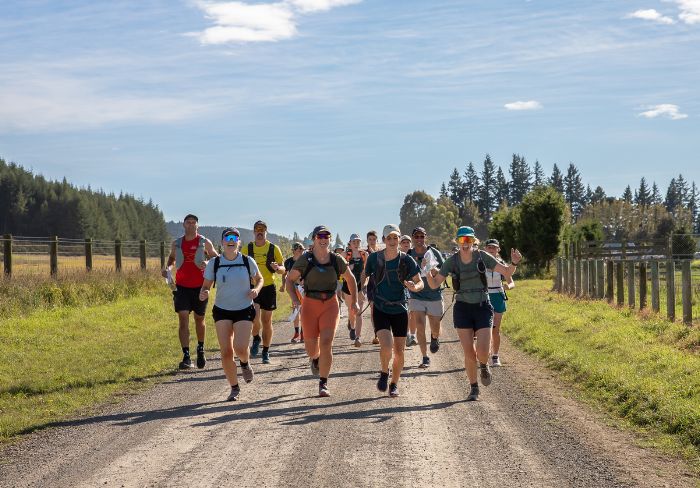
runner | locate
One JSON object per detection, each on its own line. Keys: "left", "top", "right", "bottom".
{"left": 361, "top": 224, "right": 423, "bottom": 398}
{"left": 334, "top": 244, "right": 346, "bottom": 317}
{"left": 399, "top": 235, "right": 418, "bottom": 347}
{"left": 286, "top": 225, "right": 359, "bottom": 397}
{"left": 365, "top": 230, "right": 381, "bottom": 345}
{"left": 281, "top": 242, "right": 305, "bottom": 343}
{"left": 242, "top": 220, "right": 285, "bottom": 364}
{"left": 407, "top": 227, "right": 445, "bottom": 369}
{"left": 344, "top": 234, "right": 368, "bottom": 346}
{"left": 199, "top": 228, "right": 263, "bottom": 401}
{"left": 426, "top": 226, "right": 521, "bottom": 401}
{"left": 483, "top": 238, "right": 515, "bottom": 367}
{"left": 399, "top": 235, "right": 412, "bottom": 253}
{"left": 162, "top": 214, "right": 218, "bottom": 370}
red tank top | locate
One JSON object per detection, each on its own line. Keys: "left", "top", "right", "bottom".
{"left": 176, "top": 235, "right": 205, "bottom": 288}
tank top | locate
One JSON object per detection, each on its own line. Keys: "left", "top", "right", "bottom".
{"left": 486, "top": 269, "right": 504, "bottom": 293}
{"left": 176, "top": 235, "right": 206, "bottom": 288}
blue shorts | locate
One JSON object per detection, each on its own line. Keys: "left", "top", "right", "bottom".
{"left": 453, "top": 300, "right": 493, "bottom": 331}
{"left": 489, "top": 292, "right": 507, "bottom": 314}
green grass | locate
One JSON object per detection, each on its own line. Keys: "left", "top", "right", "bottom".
{"left": 0, "top": 275, "right": 291, "bottom": 441}
{"left": 507, "top": 280, "right": 700, "bottom": 469}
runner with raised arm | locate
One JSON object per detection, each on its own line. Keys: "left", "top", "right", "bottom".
{"left": 483, "top": 238, "right": 515, "bottom": 366}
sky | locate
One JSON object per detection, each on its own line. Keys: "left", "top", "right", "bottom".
{"left": 1, "top": 0, "right": 699, "bottom": 242}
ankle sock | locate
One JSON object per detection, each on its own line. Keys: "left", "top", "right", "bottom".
{"left": 262, "top": 346, "right": 270, "bottom": 354}
{"left": 253, "top": 335, "right": 261, "bottom": 341}
{"left": 182, "top": 347, "right": 190, "bottom": 357}
{"left": 240, "top": 361, "right": 249, "bottom": 369}
{"left": 197, "top": 342, "right": 204, "bottom": 352}
{"left": 320, "top": 377, "right": 328, "bottom": 385}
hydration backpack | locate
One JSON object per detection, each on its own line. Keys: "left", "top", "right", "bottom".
{"left": 212, "top": 255, "right": 253, "bottom": 289}
{"left": 248, "top": 242, "right": 278, "bottom": 273}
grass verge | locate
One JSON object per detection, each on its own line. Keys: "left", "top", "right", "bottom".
{"left": 506, "top": 280, "right": 700, "bottom": 470}
{"left": 0, "top": 280, "right": 291, "bottom": 441}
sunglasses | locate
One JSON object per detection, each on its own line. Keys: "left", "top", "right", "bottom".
{"left": 457, "top": 236, "right": 475, "bottom": 244}
{"left": 254, "top": 227, "right": 266, "bottom": 232}
{"left": 224, "top": 234, "right": 239, "bottom": 242}
{"left": 316, "top": 232, "right": 331, "bottom": 239}
{"left": 413, "top": 234, "right": 425, "bottom": 239}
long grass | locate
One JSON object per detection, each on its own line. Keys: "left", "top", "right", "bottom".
{"left": 507, "top": 280, "right": 700, "bottom": 469}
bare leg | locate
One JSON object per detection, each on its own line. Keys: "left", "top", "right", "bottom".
{"left": 377, "top": 329, "right": 393, "bottom": 373}
{"left": 457, "top": 328, "right": 477, "bottom": 383}
{"left": 215, "top": 321, "right": 237, "bottom": 386}
{"left": 251, "top": 303, "right": 262, "bottom": 338}
{"left": 318, "top": 326, "right": 336, "bottom": 378}
{"left": 492, "top": 312, "right": 503, "bottom": 355}
{"left": 391, "top": 338, "right": 405, "bottom": 384}
{"left": 414, "top": 311, "right": 428, "bottom": 357}
{"left": 177, "top": 311, "right": 190, "bottom": 348}
{"left": 233, "top": 321, "right": 253, "bottom": 364}
{"left": 475, "top": 327, "right": 492, "bottom": 365}
{"left": 260, "top": 310, "right": 274, "bottom": 347}
{"left": 193, "top": 313, "right": 206, "bottom": 343}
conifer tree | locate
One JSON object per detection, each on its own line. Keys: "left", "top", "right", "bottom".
{"left": 651, "top": 182, "right": 662, "bottom": 205}
{"left": 478, "top": 154, "right": 497, "bottom": 220}
{"left": 447, "top": 168, "right": 466, "bottom": 209}
{"left": 509, "top": 153, "right": 531, "bottom": 205}
{"left": 463, "top": 162, "right": 480, "bottom": 203}
{"left": 549, "top": 164, "right": 565, "bottom": 194}
{"left": 634, "top": 177, "right": 651, "bottom": 207}
{"left": 622, "top": 185, "right": 633, "bottom": 203}
{"left": 564, "top": 163, "right": 586, "bottom": 218}
{"left": 495, "top": 167, "right": 509, "bottom": 208}
{"left": 533, "top": 160, "right": 545, "bottom": 187}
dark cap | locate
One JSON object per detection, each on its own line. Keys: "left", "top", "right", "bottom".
{"left": 184, "top": 214, "right": 198, "bottom": 222}
{"left": 221, "top": 227, "right": 240, "bottom": 240}
{"left": 312, "top": 225, "right": 331, "bottom": 237}
{"left": 484, "top": 238, "right": 500, "bottom": 247}
{"left": 412, "top": 226, "right": 426, "bottom": 236}
{"left": 292, "top": 241, "right": 304, "bottom": 251}
{"left": 253, "top": 220, "right": 267, "bottom": 230}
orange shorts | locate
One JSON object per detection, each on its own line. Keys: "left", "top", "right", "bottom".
{"left": 301, "top": 296, "right": 339, "bottom": 339}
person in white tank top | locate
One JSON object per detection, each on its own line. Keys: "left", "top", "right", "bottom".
{"left": 484, "top": 239, "right": 515, "bottom": 367}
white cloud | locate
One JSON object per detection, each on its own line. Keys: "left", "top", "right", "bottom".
{"left": 626, "top": 9, "right": 675, "bottom": 24}
{"left": 638, "top": 104, "right": 688, "bottom": 120}
{"left": 504, "top": 100, "right": 542, "bottom": 111}
{"left": 674, "top": 0, "right": 700, "bottom": 24}
{"left": 192, "top": 0, "right": 361, "bottom": 44}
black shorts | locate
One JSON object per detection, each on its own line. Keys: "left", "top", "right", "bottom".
{"left": 372, "top": 306, "right": 408, "bottom": 337}
{"left": 212, "top": 305, "right": 256, "bottom": 323}
{"left": 453, "top": 300, "right": 493, "bottom": 330}
{"left": 253, "top": 284, "right": 277, "bottom": 311}
{"left": 174, "top": 285, "right": 208, "bottom": 316}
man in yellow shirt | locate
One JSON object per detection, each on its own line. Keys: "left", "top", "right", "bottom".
{"left": 243, "top": 220, "right": 285, "bottom": 364}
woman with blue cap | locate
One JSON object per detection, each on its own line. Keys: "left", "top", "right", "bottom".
{"left": 426, "top": 226, "right": 521, "bottom": 401}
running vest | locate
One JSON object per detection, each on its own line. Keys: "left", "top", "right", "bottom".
{"left": 487, "top": 269, "right": 504, "bottom": 293}
{"left": 175, "top": 235, "right": 206, "bottom": 270}
{"left": 345, "top": 249, "right": 367, "bottom": 283}
{"left": 248, "top": 242, "right": 277, "bottom": 273}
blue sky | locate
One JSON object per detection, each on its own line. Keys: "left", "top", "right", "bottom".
{"left": 1, "top": 0, "right": 699, "bottom": 242}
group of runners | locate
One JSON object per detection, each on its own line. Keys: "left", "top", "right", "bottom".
{"left": 162, "top": 214, "right": 522, "bottom": 402}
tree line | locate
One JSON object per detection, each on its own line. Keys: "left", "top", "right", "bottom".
{"left": 0, "top": 159, "right": 169, "bottom": 241}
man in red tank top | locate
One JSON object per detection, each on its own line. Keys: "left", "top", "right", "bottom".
{"left": 163, "top": 214, "right": 218, "bottom": 369}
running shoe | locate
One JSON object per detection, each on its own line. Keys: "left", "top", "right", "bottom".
{"left": 491, "top": 355, "right": 502, "bottom": 367}
{"left": 354, "top": 338, "right": 362, "bottom": 348}
{"left": 291, "top": 331, "right": 300, "bottom": 343}
{"left": 319, "top": 382, "right": 330, "bottom": 397}
{"left": 310, "top": 358, "right": 320, "bottom": 377}
{"left": 241, "top": 364, "right": 254, "bottom": 383}
{"left": 261, "top": 350, "right": 271, "bottom": 364}
{"left": 372, "top": 336, "right": 380, "bottom": 345}
{"left": 196, "top": 348, "right": 206, "bottom": 369}
{"left": 409, "top": 335, "right": 418, "bottom": 347}
{"left": 405, "top": 335, "right": 412, "bottom": 347}
{"left": 479, "top": 363, "right": 492, "bottom": 386}
{"left": 377, "top": 372, "right": 389, "bottom": 392}
{"left": 178, "top": 356, "right": 193, "bottom": 369}
{"left": 389, "top": 383, "right": 399, "bottom": 397}
{"left": 430, "top": 336, "right": 440, "bottom": 354}
{"left": 250, "top": 336, "right": 261, "bottom": 357}
{"left": 467, "top": 384, "right": 480, "bottom": 401}
{"left": 350, "top": 328, "right": 356, "bottom": 341}
{"left": 226, "top": 385, "right": 241, "bottom": 401}
{"left": 418, "top": 356, "right": 431, "bottom": 369}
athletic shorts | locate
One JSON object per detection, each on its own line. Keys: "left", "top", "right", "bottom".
{"left": 212, "top": 305, "right": 256, "bottom": 323}
{"left": 489, "top": 292, "right": 507, "bottom": 314}
{"left": 174, "top": 285, "right": 208, "bottom": 316}
{"left": 301, "top": 296, "right": 339, "bottom": 339}
{"left": 372, "top": 306, "right": 408, "bottom": 337}
{"left": 408, "top": 298, "right": 444, "bottom": 317}
{"left": 453, "top": 300, "right": 493, "bottom": 331}
{"left": 254, "top": 284, "right": 277, "bottom": 311}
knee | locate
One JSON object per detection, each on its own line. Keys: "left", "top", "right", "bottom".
{"left": 221, "top": 348, "right": 235, "bottom": 361}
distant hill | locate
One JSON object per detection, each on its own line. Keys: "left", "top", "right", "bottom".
{"left": 166, "top": 221, "right": 288, "bottom": 247}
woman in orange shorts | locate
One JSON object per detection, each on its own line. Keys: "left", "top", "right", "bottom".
{"left": 286, "top": 225, "right": 360, "bottom": 397}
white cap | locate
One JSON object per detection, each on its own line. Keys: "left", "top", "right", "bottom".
{"left": 382, "top": 224, "right": 401, "bottom": 238}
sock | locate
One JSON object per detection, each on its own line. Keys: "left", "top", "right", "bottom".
{"left": 470, "top": 382, "right": 479, "bottom": 388}
{"left": 253, "top": 335, "right": 261, "bottom": 341}
{"left": 262, "top": 346, "right": 270, "bottom": 354}
{"left": 492, "top": 354, "right": 499, "bottom": 358}
{"left": 380, "top": 371, "right": 389, "bottom": 378}
{"left": 182, "top": 347, "right": 190, "bottom": 357}
{"left": 231, "top": 384, "right": 240, "bottom": 390}
{"left": 313, "top": 358, "right": 319, "bottom": 367}
{"left": 240, "top": 361, "right": 249, "bottom": 369}
{"left": 423, "top": 356, "right": 429, "bottom": 361}
{"left": 320, "top": 377, "right": 328, "bottom": 385}
{"left": 431, "top": 335, "right": 437, "bottom": 341}
{"left": 294, "top": 327, "right": 300, "bottom": 333}
{"left": 197, "top": 341, "right": 204, "bottom": 352}
{"left": 480, "top": 362, "right": 487, "bottom": 368}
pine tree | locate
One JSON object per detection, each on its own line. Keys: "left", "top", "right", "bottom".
{"left": 585, "top": 185, "right": 593, "bottom": 206}
{"left": 689, "top": 182, "right": 699, "bottom": 233}
{"left": 292, "top": 231, "right": 301, "bottom": 242}
{"left": 495, "top": 167, "right": 509, "bottom": 207}
{"left": 665, "top": 177, "right": 680, "bottom": 213}
{"left": 439, "top": 182, "right": 448, "bottom": 198}
{"left": 334, "top": 233, "right": 344, "bottom": 250}
{"left": 477, "top": 154, "right": 497, "bottom": 220}
{"left": 676, "top": 174, "right": 689, "bottom": 206}
{"left": 590, "top": 186, "right": 606, "bottom": 205}
{"left": 622, "top": 185, "right": 633, "bottom": 203}
{"left": 533, "top": 160, "right": 545, "bottom": 187}
{"left": 634, "top": 177, "right": 651, "bottom": 207}
{"left": 650, "top": 182, "right": 662, "bottom": 205}
{"left": 549, "top": 164, "right": 564, "bottom": 194}
{"left": 463, "top": 162, "right": 480, "bottom": 203}
{"left": 509, "top": 154, "right": 531, "bottom": 205}
{"left": 447, "top": 168, "right": 465, "bottom": 208}
{"left": 564, "top": 163, "right": 586, "bottom": 218}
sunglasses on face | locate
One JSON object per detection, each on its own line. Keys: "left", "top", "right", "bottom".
{"left": 457, "top": 236, "right": 475, "bottom": 244}
{"left": 316, "top": 233, "right": 331, "bottom": 240}
{"left": 224, "top": 234, "right": 239, "bottom": 242}
{"left": 413, "top": 234, "right": 425, "bottom": 239}
{"left": 254, "top": 227, "right": 266, "bottom": 233}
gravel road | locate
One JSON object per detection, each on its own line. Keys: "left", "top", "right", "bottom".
{"left": 1, "top": 308, "right": 696, "bottom": 488}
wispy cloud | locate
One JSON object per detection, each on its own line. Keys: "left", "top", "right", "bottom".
{"left": 675, "top": 0, "right": 700, "bottom": 24}
{"left": 638, "top": 104, "right": 688, "bottom": 120}
{"left": 626, "top": 9, "right": 675, "bottom": 24}
{"left": 504, "top": 100, "right": 542, "bottom": 111}
{"left": 191, "top": 0, "right": 361, "bottom": 44}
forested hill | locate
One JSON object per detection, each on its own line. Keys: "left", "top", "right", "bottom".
{"left": 166, "top": 222, "right": 287, "bottom": 247}
{"left": 0, "top": 159, "right": 169, "bottom": 240}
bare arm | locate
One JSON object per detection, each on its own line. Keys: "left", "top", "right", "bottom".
{"left": 342, "top": 268, "right": 358, "bottom": 305}
{"left": 162, "top": 240, "right": 177, "bottom": 277}
{"left": 198, "top": 278, "right": 214, "bottom": 301}
{"left": 426, "top": 268, "right": 447, "bottom": 289}
{"left": 204, "top": 239, "right": 219, "bottom": 258}
{"left": 286, "top": 269, "right": 303, "bottom": 307}
{"left": 404, "top": 272, "right": 424, "bottom": 293}
{"left": 494, "top": 248, "right": 522, "bottom": 279}
{"left": 249, "top": 272, "right": 264, "bottom": 299}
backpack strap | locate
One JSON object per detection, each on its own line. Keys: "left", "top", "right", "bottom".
{"left": 212, "top": 254, "right": 254, "bottom": 289}
{"left": 212, "top": 256, "right": 221, "bottom": 289}
{"left": 265, "top": 244, "right": 276, "bottom": 273}
{"left": 247, "top": 242, "right": 254, "bottom": 258}
{"left": 476, "top": 251, "right": 488, "bottom": 293}
{"left": 301, "top": 251, "right": 342, "bottom": 282}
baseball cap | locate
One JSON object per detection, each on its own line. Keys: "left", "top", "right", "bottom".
{"left": 312, "top": 225, "right": 331, "bottom": 237}
{"left": 484, "top": 238, "right": 500, "bottom": 247}
{"left": 348, "top": 233, "right": 361, "bottom": 242}
{"left": 221, "top": 227, "right": 240, "bottom": 240}
{"left": 412, "top": 227, "right": 426, "bottom": 236}
{"left": 292, "top": 241, "right": 304, "bottom": 251}
{"left": 456, "top": 226, "right": 476, "bottom": 238}
{"left": 382, "top": 224, "right": 401, "bottom": 238}
{"left": 400, "top": 235, "right": 412, "bottom": 243}
{"left": 253, "top": 220, "right": 267, "bottom": 230}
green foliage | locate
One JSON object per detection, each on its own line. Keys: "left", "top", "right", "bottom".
{"left": 488, "top": 203, "right": 520, "bottom": 261}
{"left": 568, "top": 219, "right": 605, "bottom": 242}
{"left": 399, "top": 191, "right": 460, "bottom": 250}
{"left": 516, "top": 186, "right": 567, "bottom": 272}
{"left": 0, "top": 158, "right": 168, "bottom": 240}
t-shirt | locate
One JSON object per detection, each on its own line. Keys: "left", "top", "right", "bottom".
{"left": 292, "top": 251, "right": 348, "bottom": 297}
{"left": 175, "top": 235, "right": 206, "bottom": 288}
{"left": 408, "top": 246, "right": 445, "bottom": 302}
{"left": 284, "top": 256, "right": 302, "bottom": 284}
{"left": 345, "top": 251, "right": 366, "bottom": 284}
{"left": 203, "top": 254, "right": 260, "bottom": 312}
{"left": 439, "top": 250, "right": 500, "bottom": 304}
{"left": 364, "top": 251, "right": 420, "bottom": 314}
{"left": 243, "top": 241, "right": 284, "bottom": 287}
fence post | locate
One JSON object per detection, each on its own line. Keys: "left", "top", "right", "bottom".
{"left": 140, "top": 240, "right": 147, "bottom": 270}
{"left": 160, "top": 241, "right": 166, "bottom": 270}
{"left": 568, "top": 243, "right": 575, "bottom": 295}
{"left": 588, "top": 260, "right": 596, "bottom": 297}
{"left": 666, "top": 260, "right": 675, "bottom": 321}
{"left": 50, "top": 236, "right": 58, "bottom": 276}
{"left": 115, "top": 239, "right": 122, "bottom": 272}
{"left": 639, "top": 262, "right": 647, "bottom": 309}
{"left": 597, "top": 260, "right": 605, "bottom": 299}
{"left": 682, "top": 260, "right": 692, "bottom": 325}
{"left": 616, "top": 261, "right": 624, "bottom": 306}
{"left": 582, "top": 258, "right": 589, "bottom": 297}
{"left": 2, "top": 234, "right": 11, "bottom": 278}
{"left": 606, "top": 260, "right": 614, "bottom": 302}
{"left": 627, "top": 260, "right": 635, "bottom": 308}
{"left": 575, "top": 258, "right": 582, "bottom": 297}
{"left": 85, "top": 238, "right": 93, "bottom": 271}
{"left": 651, "top": 261, "right": 660, "bottom": 313}
{"left": 562, "top": 258, "right": 569, "bottom": 294}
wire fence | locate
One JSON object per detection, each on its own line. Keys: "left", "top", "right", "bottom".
{"left": 553, "top": 235, "right": 700, "bottom": 326}
{"left": 1, "top": 235, "right": 167, "bottom": 277}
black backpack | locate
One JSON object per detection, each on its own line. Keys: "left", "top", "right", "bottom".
{"left": 248, "top": 242, "right": 278, "bottom": 273}
{"left": 212, "top": 255, "right": 253, "bottom": 289}
{"left": 375, "top": 250, "right": 410, "bottom": 286}
{"left": 450, "top": 250, "right": 487, "bottom": 293}
{"left": 301, "top": 251, "right": 342, "bottom": 282}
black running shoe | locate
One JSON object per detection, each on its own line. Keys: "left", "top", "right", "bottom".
{"left": 418, "top": 356, "right": 431, "bottom": 369}
{"left": 349, "top": 328, "right": 356, "bottom": 340}
{"left": 196, "top": 348, "right": 206, "bottom": 369}
{"left": 178, "top": 356, "right": 193, "bottom": 369}
{"left": 430, "top": 336, "right": 440, "bottom": 354}
{"left": 467, "top": 384, "right": 480, "bottom": 401}
{"left": 226, "top": 385, "right": 240, "bottom": 401}
{"left": 377, "top": 372, "right": 389, "bottom": 392}
{"left": 250, "top": 336, "right": 261, "bottom": 357}
{"left": 389, "top": 383, "right": 399, "bottom": 397}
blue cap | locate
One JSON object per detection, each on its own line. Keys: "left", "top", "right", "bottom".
{"left": 221, "top": 227, "right": 240, "bottom": 240}
{"left": 349, "top": 233, "right": 361, "bottom": 241}
{"left": 456, "top": 226, "right": 476, "bottom": 238}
